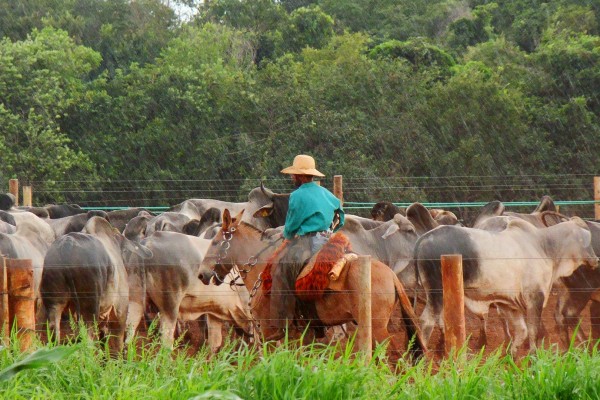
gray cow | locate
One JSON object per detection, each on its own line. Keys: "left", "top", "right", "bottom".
{"left": 125, "top": 231, "right": 251, "bottom": 351}
{"left": 41, "top": 217, "right": 152, "bottom": 353}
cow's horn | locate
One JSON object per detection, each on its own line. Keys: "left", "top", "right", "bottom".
{"left": 261, "top": 181, "right": 275, "bottom": 198}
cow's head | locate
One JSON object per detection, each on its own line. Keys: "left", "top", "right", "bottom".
{"left": 249, "top": 182, "right": 290, "bottom": 230}
{"left": 0, "top": 193, "right": 15, "bottom": 211}
{"left": 182, "top": 207, "right": 221, "bottom": 237}
{"left": 430, "top": 209, "right": 460, "bottom": 226}
{"left": 123, "top": 213, "right": 152, "bottom": 242}
{"left": 84, "top": 216, "right": 153, "bottom": 260}
{"left": 371, "top": 202, "right": 405, "bottom": 222}
{"left": 570, "top": 217, "right": 598, "bottom": 270}
{"left": 379, "top": 214, "right": 419, "bottom": 274}
{"left": 198, "top": 208, "right": 245, "bottom": 285}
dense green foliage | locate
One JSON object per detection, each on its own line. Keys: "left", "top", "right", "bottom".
{"left": 3, "top": 330, "right": 600, "bottom": 399}
{"left": 1, "top": 0, "right": 599, "bottom": 208}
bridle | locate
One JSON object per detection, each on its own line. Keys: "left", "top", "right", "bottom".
{"left": 211, "top": 224, "right": 284, "bottom": 337}
{"left": 213, "top": 225, "right": 282, "bottom": 297}
{"left": 212, "top": 226, "right": 235, "bottom": 284}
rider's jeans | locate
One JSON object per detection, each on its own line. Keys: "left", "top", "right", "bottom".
{"left": 309, "top": 233, "right": 330, "bottom": 254}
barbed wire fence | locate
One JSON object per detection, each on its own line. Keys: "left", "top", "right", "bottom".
{"left": 3, "top": 174, "right": 600, "bottom": 221}
{"left": 1, "top": 175, "right": 600, "bottom": 357}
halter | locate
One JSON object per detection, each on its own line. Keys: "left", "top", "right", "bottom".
{"left": 212, "top": 224, "right": 284, "bottom": 336}
{"left": 214, "top": 225, "right": 282, "bottom": 293}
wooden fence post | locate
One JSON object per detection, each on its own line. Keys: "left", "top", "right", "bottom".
{"left": 22, "top": 185, "right": 32, "bottom": 207}
{"left": 595, "top": 177, "right": 600, "bottom": 220}
{"left": 357, "top": 255, "right": 372, "bottom": 363}
{"left": 7, "top": 259, "right": 35, "bottom": 351}
{"left": 441, "top": 254, "right": 465, "bottom": 358}
{"left": 9, "top": 179, "right": 18, "bottom": 207}
{"left": 0, "top": 257, "right": 8, "bottom": 344}
{"left": 333, "top": 175, "right": 343, "bottom": 206}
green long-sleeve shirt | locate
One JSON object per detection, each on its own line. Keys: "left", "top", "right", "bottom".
{"left": 283, "top": 182, "right": 345, "bottom": 240}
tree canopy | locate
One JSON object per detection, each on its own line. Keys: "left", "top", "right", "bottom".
{"left": 1, "top": 0, "right": 599, "bottom": 209}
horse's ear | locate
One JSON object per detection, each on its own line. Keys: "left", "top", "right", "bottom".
{"left": 232, "top": 209, "right": 245, "bottom": 225}
{"left": 222, "top": 209, "right": 232, "bottom": 231}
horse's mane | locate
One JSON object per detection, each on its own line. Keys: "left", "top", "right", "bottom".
{"left": 239, "top": 221, "right": 264, "bottom": 235}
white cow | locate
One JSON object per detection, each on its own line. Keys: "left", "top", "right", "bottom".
{"left": 415, "top": 218, "right": 598, "bottom": 354}
{"left": 0, "top": 210, "right": 55, "bottom": 318}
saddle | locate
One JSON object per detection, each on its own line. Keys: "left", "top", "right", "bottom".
{"left": 262, "top": 232, "right": 355, "bottom": 301}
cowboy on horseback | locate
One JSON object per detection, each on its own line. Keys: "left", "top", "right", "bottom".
{"left": 264, "top": 154, "right": 345, "bottom": 341}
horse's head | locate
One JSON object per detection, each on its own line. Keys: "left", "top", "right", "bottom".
{"left": 198, "top": 208, "right": 245, "bottom": 285}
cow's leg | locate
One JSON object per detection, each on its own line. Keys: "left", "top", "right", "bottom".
{"left": 498, "top": 306, "right": 527, "bottom": 356}
{"left": 590, "top": 300, "right": 600, "bottom": 342}
{"left": 330, "top": 325, "right": 347, "bottom": 342}
{"left": 79, "top": 297, "right": 100, "bottom": 341}
{"left": 419, "top": 293, "right": 442, "bottom": 347}
{"left": 556, "top": 289, "right": 589, "bottom": 345}
{"left": 108, "top": 299, "right": 128, "bottom": 356}
{"left": 46, "top": 303, "right": 66, "bottom": 344}
{"left": 229, "top": 305, "right": 252, "bottom": 338}
{"left": 159, "top": 312, "right": 178, "bottom": 348}
{"left": 206, "top": 315, "right": 223, "bottom": 353}
{"left": 525, "top": 291, "right": 545, "bottom": 351}
{"left": 155, "top": 296, "right": 183, "bottom": 349}
{"left": 149, "top": 289, "right": 184, "bottom": 348}
{"left": 509, "top": 316, "right": 528, "bottom": 357}
{"left": 472, "top": 312, "right": 488, "bottom": 349}
{"left": 465, "top": 299, "right": 490, "bottom": 349}
{"left": 125, "top": 300, "right": 144, "bottom": 345}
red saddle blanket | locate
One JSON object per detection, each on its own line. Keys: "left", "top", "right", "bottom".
{"left": 262, "top": 232, "right": 352, "bottom": 301}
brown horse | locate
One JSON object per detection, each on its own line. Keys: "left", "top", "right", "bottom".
{"left": 198, "top": 209, "right": 427, "bottom": 359}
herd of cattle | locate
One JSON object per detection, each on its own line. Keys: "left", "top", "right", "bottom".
{"left": 0, "top": 184, "right": 599, "bottom": 357}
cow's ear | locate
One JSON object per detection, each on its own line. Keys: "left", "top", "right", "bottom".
{"left": 382, "top": 223, "right": 399, "bottom": 239}
{"left": 253, "top": 204, "right": 274, "bottom": 218}
{"left": 534, "top": 196, "right": 556, "bottom": 213}
{"left": 182, "top": 219, "right": 201, "bottom": 236}
{"left": 222, "top": 209, "right": 232, "bottom": 231}
{"left": 471, "top": 200, "right": 504, "bottom": 227}
{"left": 540, "top": 211, "right": 568, "bottom": 227}
{"left": 232, "top": 209, "right": 245, "bottom": 225}
{"left": 393, "top": 214, "right": 416, "bottom": 233}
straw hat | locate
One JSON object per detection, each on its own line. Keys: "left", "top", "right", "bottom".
{"left": 280, "top": 154, "right": 325, "bottom": 177}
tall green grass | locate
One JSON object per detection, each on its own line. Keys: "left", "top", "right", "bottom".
{"left": 1, "top": 326, "right": 600, "bottom": 400}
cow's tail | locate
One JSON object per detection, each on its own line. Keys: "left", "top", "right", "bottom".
{"left": 58, "top": 236, "right": 82, "bottom": 322}
{"left": 412, "top": 234, "right": 427, "bottom": 305}
{"left": 393, "top": 273, "right": 427, "bottom": 359}
{"left": 67, "top": 275, "right": 81, "bottom": 324}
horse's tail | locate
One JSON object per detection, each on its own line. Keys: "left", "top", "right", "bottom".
{"left": 393, "top": 273, "right": 427, "bottom": 359}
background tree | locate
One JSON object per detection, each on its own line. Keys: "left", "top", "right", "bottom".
{"left": 0, "top": 28, "right": 98, "bottom": 202}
